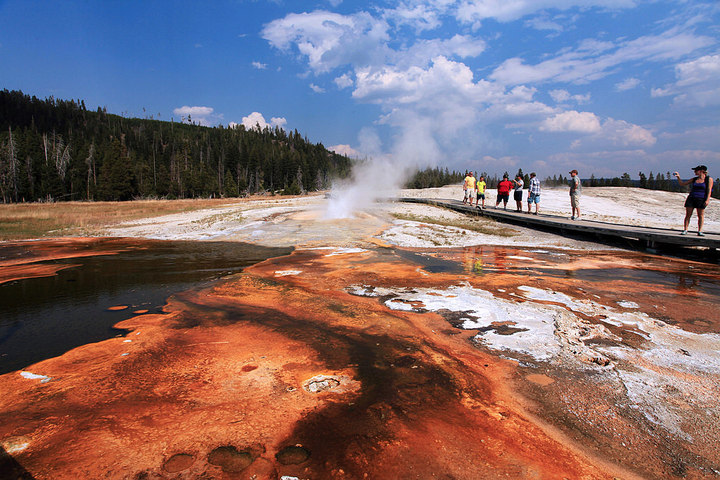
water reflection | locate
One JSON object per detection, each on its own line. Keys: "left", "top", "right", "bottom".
{"left": 0, "top": 239, "right": 292, "bottom": 374}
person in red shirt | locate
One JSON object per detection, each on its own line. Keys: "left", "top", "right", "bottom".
{"left": 496, "top": 174, "right": 513, "bottom": 209}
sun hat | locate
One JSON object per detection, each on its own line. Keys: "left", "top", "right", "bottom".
{"left": 569, "top": 169, "right": 578, "bottom": 174}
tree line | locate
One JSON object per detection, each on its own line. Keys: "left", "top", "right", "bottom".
{"left": 543, "top": 171, "right": 719, "bottom": 198}
{"left": 0, "top": 89, "right": 353, "bottom": 203}
{"left": 404, "top": 167, "right": 465, "bottom": 189}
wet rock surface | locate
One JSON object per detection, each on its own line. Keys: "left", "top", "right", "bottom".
{"left": 1, "top": 240, "right": 719, "bottom": 479}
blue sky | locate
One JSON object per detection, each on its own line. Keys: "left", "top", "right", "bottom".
{"left": 1, "top": 0, "right": 718, "bottom": 178}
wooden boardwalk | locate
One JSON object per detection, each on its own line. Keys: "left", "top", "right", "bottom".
{"left": 397, "top": 197, "right": 720, "bottom": 252}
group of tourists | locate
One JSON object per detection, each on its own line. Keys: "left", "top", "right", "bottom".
{"left": 462, "top": 171, "right": 543, "bottom": 215}
{"left": 461, "top": 165, "right": 713, "bottom": 234}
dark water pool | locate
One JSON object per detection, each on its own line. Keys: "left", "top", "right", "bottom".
{"left": 0, "top": 240, "right": 292, "bottom": 374}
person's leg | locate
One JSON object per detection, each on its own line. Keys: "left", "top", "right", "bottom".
{"left": 697, "top": 208, "right": 705, "bottom": 233}
{"left": 527, "top": 198, "right": 532, "bottom": 213}
{"left": 535, "top": 197, "right": 539, "bottom": 214}
{"left": 574, "top": 195, "right": 580, "bottom": 219}
{"left": 683, "top": 206, "right": 693, "bottom": 231}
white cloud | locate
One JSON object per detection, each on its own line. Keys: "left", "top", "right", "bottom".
{"left": 232, "top": 112, "right": 287, "bottom": 131}
{"left": 172, "top": 106, "right": 221, "bottom": 126}
{"left": 601, "top": 118, "right": 656, "bottom": 146}
{"left": 455, "top": 0, "right": 638, "bottom": 24}
{"left": 252, "top": 61, "right": 268, "bottom": 69}
{"left": 328, "top": 144, "right": 361, "bottom": 157}
{"left": 382, "top": 3, "right": 443, "bottom": 32}
{"left": 540, "top": 110, "right": 655, "bottom": 147}
{"left": 540, "top": 111, "right": 601, "bottom": 133}
{"left": 310, "top": 83, "right": 326, "bottom": 93}
{"left": 270, "top": 117, "right": 288, "bottom": 128}
{"left": 263, "top": 9, "right": 488, "bottom": 75}
{"left": 615, "top": 77, "right": 640, "bottom": 91}
{"left": 653, "top": 54, "right": 720, "bottom": 107}
{"left": 353, "top": 56, "right": 501, "bottom": 107}
{"left": 262, "top": 10, "right": 391, "bottom": 73}
{"left": 334, "top": 73, "right": 354, "bottom": 89}
{"left": 401, "top": 34, "right": 486, "bottom": 67}
{"left": 490, "top": 29, "right": 714, "bottom": 86}
{"left": 549, "top": 89, "right": 571, "bottom": 102}
{"left": 659, "top": 125, "right": 720, "bottom": 149}
{"left": 549, "top": 89, "right": 591, "bottom": 104}
{"left": 524, "top": 16, "right": 564, "bottom": 32}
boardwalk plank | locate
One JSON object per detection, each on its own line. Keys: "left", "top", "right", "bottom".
{"left": 396, "top": 197, "right": 720, "bottom": 250}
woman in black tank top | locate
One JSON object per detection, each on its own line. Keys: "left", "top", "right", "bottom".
{"left": 674, "top": 165, "right": 713, "bottom": 236}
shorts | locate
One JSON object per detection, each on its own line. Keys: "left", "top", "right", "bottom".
{"left": 685, "top": 196, "right": 706, "bottom": 209}
{"left": 514, "top": 191, "right": 523, "bottom": 202}
{"left": 570, "top": 193, "right": 580, "bottom": 208}
{"left": 463, "top": 189, "right": 469, "bottom": 199}
{"left": 528, "top": 193, "right": 540, "bottom": 204}
{"left": 497, "top": 193, "right": 509, "bottom": 203}
{"left": 477, "top": 193, "right": 485, "bottom": 200}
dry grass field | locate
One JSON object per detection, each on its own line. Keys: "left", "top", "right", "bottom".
{"left": 0, "top": 198, "right": 246, "bottom": 240}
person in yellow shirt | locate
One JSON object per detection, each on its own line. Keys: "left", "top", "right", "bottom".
{"left": 475, "top": 175, "right": 487, "bottom": 209}
{"left": 463, "top": 171, "right": 476, "bottom": 205}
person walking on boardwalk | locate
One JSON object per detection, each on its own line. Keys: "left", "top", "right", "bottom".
{"left": 674, "top": 165, "right": 713, "bottom": 236}
{"left": 513, "top": 175, "right": 524, "bottom": 212}
{"left": 496, "top": 174, "right": 513, "bottom": 209}
{"left": 569, "top": 169, "right": 581, "bottom": 220}
{"left": 476, "top": 175, "right": 487, "bottom": 209}
{"left": 527, "top": 172, "right": 540, "bottom": 214}
{"left": 463, "top": 171, "right": 475, "bottom": 205}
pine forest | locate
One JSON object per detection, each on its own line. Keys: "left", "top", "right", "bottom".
{"left": 0, "top": 89, "right": 353, "bottom": 203}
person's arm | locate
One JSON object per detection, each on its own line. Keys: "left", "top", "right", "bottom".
{"left": 674, "top": 172, "right": 693, "bottom": 187}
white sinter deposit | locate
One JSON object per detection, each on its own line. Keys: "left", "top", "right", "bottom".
{"left": 347, "top": 279, "right": 720, "bottom": 443}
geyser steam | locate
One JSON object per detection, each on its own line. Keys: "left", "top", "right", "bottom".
{"left": 325, "top": 122, "right": 440, "bottom": 219}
